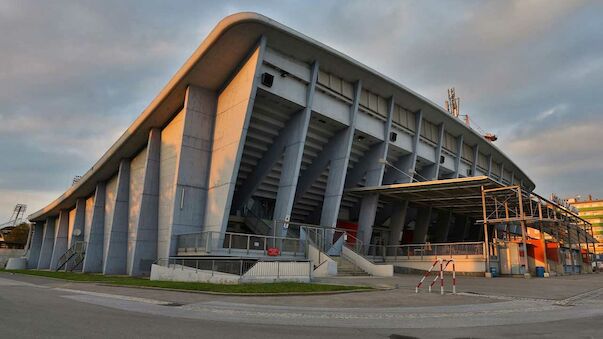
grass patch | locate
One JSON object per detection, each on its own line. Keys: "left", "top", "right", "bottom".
{"left": 1, "top": 269, "right": 371, "bottom": 294}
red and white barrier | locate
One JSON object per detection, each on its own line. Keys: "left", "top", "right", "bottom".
{"left": 416, "top": 257, "right": 456, "bottom": 295}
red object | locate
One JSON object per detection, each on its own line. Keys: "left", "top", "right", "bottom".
{"left": 267, "top": 247, "right": 280, "bottom": 256}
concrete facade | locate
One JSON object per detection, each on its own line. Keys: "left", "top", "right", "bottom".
{"left": 27, "top": 13, "right": 535, "bottom": 276}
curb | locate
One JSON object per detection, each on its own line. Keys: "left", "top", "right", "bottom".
{"left": 97, "top": 283, "right": 378, "bottom": 296}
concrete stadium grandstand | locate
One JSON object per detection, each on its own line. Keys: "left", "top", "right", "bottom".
{"left": 24, "top": 13, "right": 597, "bottom": 279}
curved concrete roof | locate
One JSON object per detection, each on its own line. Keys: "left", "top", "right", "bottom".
{"left": 30, "top": 12, "right": 534, "bottom": 221}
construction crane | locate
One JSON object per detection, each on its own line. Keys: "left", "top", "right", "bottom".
{"left": 0, "top": 204, "right": 28, "bottom": 246}
{"left": 445, "top": 88, "right": 497, "bottom": 142}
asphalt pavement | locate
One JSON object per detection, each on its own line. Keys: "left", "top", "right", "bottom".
{"left": 1, "top": 272, "right": 602, "bottom": 338}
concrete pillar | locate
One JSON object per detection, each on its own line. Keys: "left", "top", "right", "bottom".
{"left": 129, "top": 128, "right": 161, "bottom": 276}
{"left": 49, "top": 210, "right": 69, "bottom": 270}
{"left": 433, "top": 210, "right": 453, "bottom": 242}
{"left": 471, "top": 144, "right": 479, "bottom": 177}
{"left": 103, "top": 159, "right": 130, "bottom": 275}
{"left": 27, "top": 222, "right": 44, "bottom": 269}
{"left": 320, "top": 81, "right": 362, "bottom": 230}
{"left": 273, "top": 62, "right": 319, "bottom": 231}
{"left": 70, "top": 198, "right": 86, "bottom": 247}
{"left": 413, "top": 207, "right": 432, "bottom": 243}
{"left": 454, "top": 134, "right": 464, "bottom": 178}
{"left": 203, "top": 37, "right": 266, "bottom": 238}
{"left": 82, "top": 182, "right": 106, "bottom": 273}
{"left": 37, "top": 217, "right": 56, "bottom": 269}
{"left": 388, "top": 200, "right": 409, "bottom": 249}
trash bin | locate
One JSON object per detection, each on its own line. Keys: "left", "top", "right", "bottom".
{"left": 489, "top": 267, "right": 498, "bottom": 277}
{"left": 535, "top": 266, "right": 545, "bottom": 277}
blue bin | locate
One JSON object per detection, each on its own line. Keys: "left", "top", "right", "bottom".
{"left": 535, "top": 266, "right": 545, "bottom": 277}
{"left": 489, "top": 267, "right": 498, "bottom": 277}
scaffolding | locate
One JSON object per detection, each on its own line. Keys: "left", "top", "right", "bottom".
{"left": 346, "top": 176, "right": 598, "bottom": 275}
{"left": 480, "top": 185, "right": 597, "bottom": 275}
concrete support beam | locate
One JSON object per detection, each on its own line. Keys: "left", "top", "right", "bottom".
{"left": 487, "top": 153, "right": 493, "bottom": 177}
{"left": 413, "top": 207, "right": 432, "bottom": 243}
{"left": 27, "top": 222, "right": 44, "bottom": 269}
{"left": 203, "top": 37, "right": 266, "bottom": 237}
{"left": 70, "top": 198, "right": 86, "bottom": 247}
{"left": 37, "top": 217, "right": 56, "bottom": 269}
{"left": 171, "top": 87, "right": 216, "bottom": 256}
{"left": 273, "top": 61, "right": 319, "bottom": 231}
{"left": 433, "top": 210, "right": 453, "bottom": 242}
{"left": 103, "top": 159, "right": 130, "bottom": 275}
{"left": 319, "top": 80, "right": 362, "bottom": 229}
{"left": 49, "top": 210, "right": 69, "bottom": 270}
{"left": 82, "top": 182, "right": 106, "bottom": 273}
{"left": 129, "top": 128, "right": 161, "bottom": 276}
{"left": 471, "top": 144, "right": 479, "bottom": 177}
{"left": 454, "top": 134, "right": 464, "bottom": 178}
{"left": 356, "top": 98, "right": 394, "bottom": 247}
{"left": 388, "top": 200, "right": 409, "bottom": 248}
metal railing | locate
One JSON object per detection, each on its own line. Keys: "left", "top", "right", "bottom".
{"left": 155, "top": 257, "right": 312, "bottom": 279}
{"left": 177, "top": 231, "right": 306, "bottom": 257}
{"left": 56, "top": 241, "right": 86, "bottom": 271}
{"left": 155, "top": 257, "right": 258, "bottom": 276}
{"left": 364, "top": 241, "right": 485, "bottom": 261}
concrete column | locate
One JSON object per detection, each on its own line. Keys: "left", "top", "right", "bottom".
{"left": 320, "top": 81, "right": 362, "bottom": 230}
{"left": 433, "top": 210, "right": 453, "bottom": 242}
{"left": 273, "top": 62, "right": 319, "bottom": 231}
{"left": 203, "top": 37, "right": 266, "bottom": 238}
{"left": 82, "top": 182, "right": 105, "bottom": 273}
{"left": 454, "top": 134, "right": 464, "bottom": 178}
{"left": 471, "top": 144, "right": 479, "bottom": 177}
{"left": 27, "top": 222, "right": 44, "bottom": 269}
{"left": 70, "top": 198, "right": 86, "bottom": 247}
{"left": 356, "top": 98, "right": 394, "bottom": 247}
{"left": 37, "top": 217, "right": 56, "bottom": 269}
{"left": 388, "top": 200, "right": 409, "bottom": 249}
{"left": 487, "top": 154, "right": 493, "bottom": 177}
{"left": 49, "top": 210, "right": 69, "bottom": 270}
{"left": 103, "top": 159, "right": 130, "bottom": 275}
{"left": 413, "top": 207, "right": 432, "bottom": 243}
{"left": 129, "top": 128, "right": 161, "bottom": 276}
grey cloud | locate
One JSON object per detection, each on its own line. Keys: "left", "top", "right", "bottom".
{"left": 0, "top": 0, "right": 602, "bottom": 220}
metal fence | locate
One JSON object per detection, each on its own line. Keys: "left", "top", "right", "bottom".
{"left": 155, "top": 257, "right": 311, "bottom": 279}
{"left": 177, "top": 231, "right": 306, "bottom": 257}
{"left": 364, "top": 242, "right": 485, "bottom": 261}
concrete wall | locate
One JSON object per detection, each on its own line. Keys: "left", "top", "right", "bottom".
{"left": 0, "top": 249, "right": 26, "bottom": 268}
{"left": 308, "top": 242, "right": 337, "bottom": 277}
{"left": 390, "top": 256, "right": 487, "bottom": 273}
{"left": 150, "top": 264, "right": 240, "bottom": 284}
{"left": 342, "top": 246, "right": 393, "bottom": 277}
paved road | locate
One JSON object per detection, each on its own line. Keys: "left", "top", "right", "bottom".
{"left": 1, "top": 273, "right": 602, "bottom": 338}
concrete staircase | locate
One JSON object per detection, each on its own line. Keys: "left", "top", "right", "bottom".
{"left": 333, "top": 255, "right": 370, "bottom": 276}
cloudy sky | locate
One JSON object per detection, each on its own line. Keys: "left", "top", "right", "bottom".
{"left": 1, "top": 0, "right": 602, "bottom": 221}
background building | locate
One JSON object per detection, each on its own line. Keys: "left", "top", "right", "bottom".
{"left": 568, "top": 195, "right": 603, "bottom": 258}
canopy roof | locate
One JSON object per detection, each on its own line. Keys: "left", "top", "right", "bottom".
{"left": 347, "top": 176, "right": 597, "bottom": 245}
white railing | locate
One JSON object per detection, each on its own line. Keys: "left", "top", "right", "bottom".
{"left": 365, "top": 241, "right": 485, "bottom": 262}
{"left": 177, "top": 231, "right": 306, "bottom": 257}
